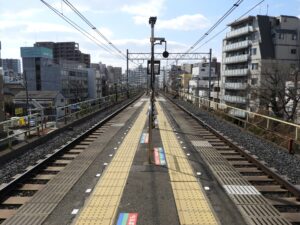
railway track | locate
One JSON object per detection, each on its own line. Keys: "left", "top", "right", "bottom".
{"left": 165, "top": 94, "right": 300, "bottom": 225}
{"left": 0, "top": 95, "right": 141, "bottom": 224}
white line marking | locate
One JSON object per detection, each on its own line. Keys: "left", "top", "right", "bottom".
{"left": 85, "top": 189, "right": 92, "bottom": 193}
{"left": 71, "top": 209, "right": 79, "bottom": 215}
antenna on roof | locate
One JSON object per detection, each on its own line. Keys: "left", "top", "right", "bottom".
{"left": 266, "top": 4, "right": 269, "bottom": 15}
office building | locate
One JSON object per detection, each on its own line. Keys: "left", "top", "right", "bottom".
{"left": 21, "top": 46, "right": 89, "bottom": 103}
{"left": 34, "top": 42, "right": 90, "bottom": 67}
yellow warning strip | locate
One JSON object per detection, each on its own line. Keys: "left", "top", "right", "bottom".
{"left": 74, "top": 103, "right": 148, "bottom": 225}
{"left": 156, "top": 102, "right": 219, "bottom": 225}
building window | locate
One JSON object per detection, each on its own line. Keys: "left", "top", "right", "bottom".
{"left": 291, "top": 49, "right": 297, "bottom": 54}
{"left": 278, "top": 33, "right": 284, "bottom": 39}
{"left": 292, "top": 34, "right": 297, "bottom": 40}
{"left": 251, "top": 48, "right": 257, "bottom": 55}
{"left": 251, "top": 63, "right": 258, "bottom": 70}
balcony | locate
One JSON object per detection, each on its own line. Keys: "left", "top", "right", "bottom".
{"left": 222, "top": 69, "right": 249, "bottom": 77}
{"left": 223, "top": 54, "right": 249, "bottom": 64}
{"left": 223, "top": 40, "right": 251, "bottom": 52}
{"left": 226, "top": 26, "right": 253, "bottom": 39}
{"left": 224, "top": 82, "right": 248, "bottom": 90}
{"left": 223, "top": 95, "right": 246, "bottom": 104}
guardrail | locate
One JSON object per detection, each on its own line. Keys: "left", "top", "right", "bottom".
{"left": 0, "top": 89, "right": 140, "bottom": 151}
{"left": 172, "top": 90, "right": 300, "bottom": 153}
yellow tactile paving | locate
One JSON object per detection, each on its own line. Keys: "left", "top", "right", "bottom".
{"left": 74, "top": 103, "right": 148, "bottom": 225}
{"left": 156, "top": 102, "right": 219, "bottom": 225}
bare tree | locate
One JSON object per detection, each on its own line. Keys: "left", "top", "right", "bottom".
{"left": 252, "top": 62, "right": 300, "bottom": 122}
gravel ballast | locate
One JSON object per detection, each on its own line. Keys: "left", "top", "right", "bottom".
{"left": 0, "top": 97, "right": 136, "bottom": 185}
{"left": 172, "top": 97, "right": 300, "bottom": 184}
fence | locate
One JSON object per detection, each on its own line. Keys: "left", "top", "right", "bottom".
{"left": 173, "top": 91, "right": 300, "bottom": 153}
{"left": 0, "top": 89, "right": 139, "bottom": 151}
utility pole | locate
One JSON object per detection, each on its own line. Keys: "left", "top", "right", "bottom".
{"left": 126, "top": 49, "right": 129, "bottom": 98}
{"left": 208, "top": 48, "right": 212, "bottom": 108}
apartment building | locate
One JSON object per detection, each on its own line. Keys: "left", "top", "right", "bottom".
{"left": 1, "top": 59, "right": 21, "bottom": 74}
{"left": 190, "top": 58, "right": 220, "bottom": 101}
{"left": 221, "top": 15, "right": 300, "bottom": 117}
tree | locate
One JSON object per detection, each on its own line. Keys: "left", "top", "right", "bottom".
{"left": 252, "top": 61, "right": 300, "bottom": 122}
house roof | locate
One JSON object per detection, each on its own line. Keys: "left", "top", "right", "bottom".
{"left": 15, "top": 91, "right": 62, "bottom": 99}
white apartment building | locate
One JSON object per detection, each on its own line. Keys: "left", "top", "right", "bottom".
{"left": 189, "top": 58, "right": 220, "bottom": 101}
{"left": 221, "top": 15, "right": 300, "bottom": 117}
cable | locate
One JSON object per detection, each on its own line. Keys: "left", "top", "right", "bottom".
{"left": 62, "top": 0, "right": 127, "bottom": 59}
{"left": 192, "top": 0, "right": 265, "bottom": 52}
{"left": 182, "top": 0, "right": 243, "bottom": 57}
{"left": 40, "top": 0, "right": 124, "bottom": 60}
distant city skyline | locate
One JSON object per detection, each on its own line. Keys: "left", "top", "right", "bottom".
{"left": 1, "top": 0, "right": 300, "bottom": 69}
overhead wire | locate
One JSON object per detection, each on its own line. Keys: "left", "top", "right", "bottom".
{"left": 40, "top": 0, "right": 124, "bottom": 60}
{"left": 41, "top": 0, "right": 140, "bottom": 66}
{"left": 176, "top": 0, "right": 243, "bottom": 61}
{"left": 61, "top": 0, "right": 133, "bottom": 62}
{"left": 192, "top": 0, "right": 265, "bottom": 52}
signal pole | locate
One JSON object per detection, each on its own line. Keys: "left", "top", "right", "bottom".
{"left": 148, "top": 17, "right": 156, "bottom": 164}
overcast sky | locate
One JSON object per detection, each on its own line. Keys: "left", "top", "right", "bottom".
{"left": 1, "top": 0, "right": 300, "bottom": 70}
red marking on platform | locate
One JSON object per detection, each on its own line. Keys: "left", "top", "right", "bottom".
{"left": 127, "top": 213, "right": 138, "bottom": 225}
{"left": 154, "top": 148, "right": 160, "bottom": 165}
{"left": 144, "top": 133, "right": 149, "bottom": 143}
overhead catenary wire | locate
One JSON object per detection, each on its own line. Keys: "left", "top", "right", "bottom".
{"left": 181, "top": 0, "right": 244, "bottom": 58}
{"left": 192, "top": 0, "right": 265, "bottom": 52}
{"left": 40, "top": 0, "right": 124, "bottom": 60}
{"left": 61, "top": 0, "right": 128, "bottom": 60}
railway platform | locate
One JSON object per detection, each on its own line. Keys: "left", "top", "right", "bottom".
{"left": 0, "top": 95, "right": 296, "bottom": 225}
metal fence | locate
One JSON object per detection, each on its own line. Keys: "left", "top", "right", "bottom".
{"left": 175, "top": 91, "right": 300, "bottom": 153}
{"left": 0, "top": 89, "right": 139, "bottom": 151}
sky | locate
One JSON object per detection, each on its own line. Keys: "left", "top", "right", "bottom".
{"left": 1, "top": 0, "right": 300, "bottom": 71}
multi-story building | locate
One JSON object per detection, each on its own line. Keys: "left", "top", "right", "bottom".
{"left": 190, "top": 58, "right": 221, "bottom": 101}
{"left": 127, "top": 65, "right": 147, "bottom": 88}
{"left": 221, "top": 15, "right": 300, "bottom": 117}
{"left": 21, "top": 46, "right": 89, "bottom": 103}
{"left": 106, "top": 66, "right": 122, "bottom": 85}
{"left": 34, "top": 42, "right": 90, "bottom": 67}
{"left": 2, "top": 59, "right": 22, "bottom": 83}
{"left": 1, "top": 59, "right": 21, "bottom": 74}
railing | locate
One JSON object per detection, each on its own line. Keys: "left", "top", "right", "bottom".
{"left": 223, "top": 95, "right": 247, "bottom": 104}
{"left": 174, "top": 90, "right": 300, "bottom": 152}
{"left": 224, "top": 82, "right": 248, "bottom": 90}
{"left": 226, "top": 26, "right": 253, "bottom": 38}
{"left": 223, "top": 54, "right": 249, "bottom": 64}
{"left": 0, "top": 89, "right": 140, "bottom": 151}
{"left": 222, "top": 68, "right": 249, "bottom": 77}
{"left": 223, "top": 40, "right": 251, "bottom": 52}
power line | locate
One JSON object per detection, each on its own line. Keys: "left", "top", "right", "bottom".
{"left": 62, "top": 0, "right": 127, "bottom": 59}
{"left": 40, "top": 0, "right": 124, "bottom": 60}
{"left": 183, "top": 0, "right": 244, "bottom": 55}
{"left": 192, "top": 0, "right": 265, "bottom": 52}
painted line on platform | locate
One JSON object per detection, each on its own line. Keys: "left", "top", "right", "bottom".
{"left": 140, "top": 133, "right": 149, "bottom": 144}
{"left": 74, "top": 103, "right": 148, "bottom": 225}
{"left": 116, "top": 213, "right": 138, "bottom": 225}
{"left": 156, "top": 102, "right": 219, "bottom": 225}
